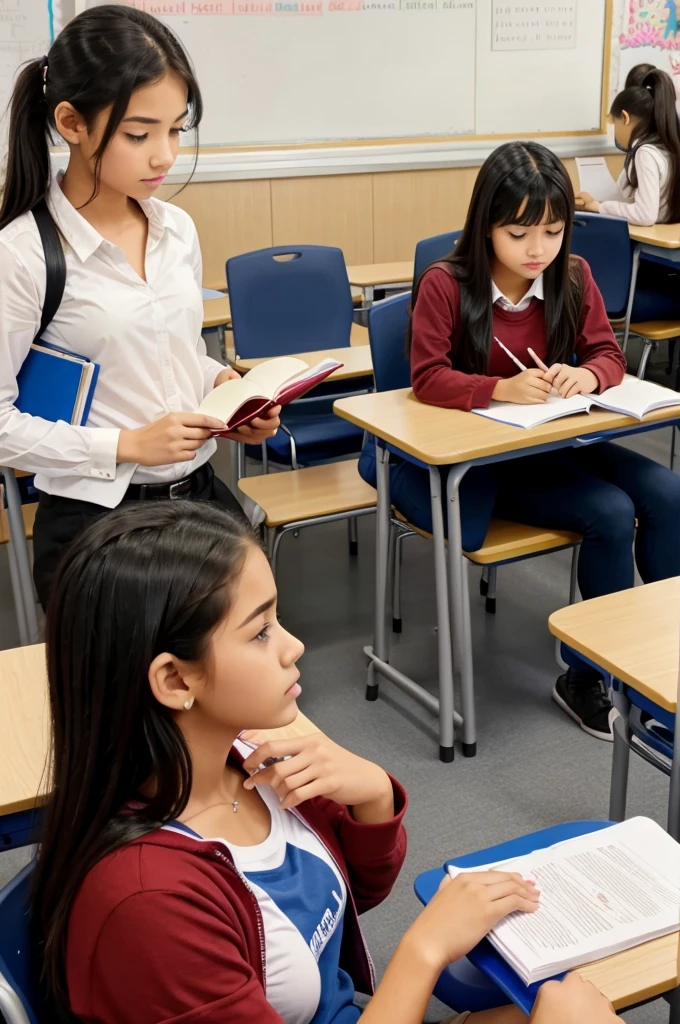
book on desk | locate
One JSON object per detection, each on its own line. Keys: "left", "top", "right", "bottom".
{"left": 448, "top": 817, "right": 680, "bottom": 1013}
{"left": 15, "top": 342, "right": 99, "bottom": 426}
{"left": 474, "top": 379, "right": 680, "bottom": 430}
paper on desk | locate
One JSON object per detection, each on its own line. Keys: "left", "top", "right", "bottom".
{"left": 575, "top": 157, "right": 624, "bottom": 203}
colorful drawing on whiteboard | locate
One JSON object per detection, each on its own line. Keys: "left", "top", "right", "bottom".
{"left": 621, "top": 0, "right": 680, "bottom": 48}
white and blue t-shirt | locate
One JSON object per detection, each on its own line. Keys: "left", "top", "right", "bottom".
{"left": 164, "top": 784, "right": 361, "bottom": 1024}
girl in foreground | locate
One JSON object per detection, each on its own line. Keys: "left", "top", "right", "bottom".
{"left": 32, "top": 502, "right": 614, "bottom": 1023}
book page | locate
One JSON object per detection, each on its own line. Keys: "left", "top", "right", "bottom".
{"left": 592, "top": 379, "right": 680, "bottom": 420}
{"left": 198, "top": 377, "right": 270, "bottom": 422}
{"left": 244, "top": 357, "right": 310, "bottom": 397}
{"left": 473, "top": 394, "right": 592, "bottom": 429}
{"left": 575, "top": 157, "right": 624, "bottom": 203}
{"left": 448, "top": 818, "right": 680, "bottom": 984}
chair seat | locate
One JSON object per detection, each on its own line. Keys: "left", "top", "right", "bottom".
{"left": 238, "top": 459, "right": 376, "bottom": 527}
{"left": 630, "top": 320, "right": 680, "bottom": 341}
{"left": 258, "top": 409, "right": 364, "bottom": 466}
{"left": 0, "top": 503, "right": 37, "bottom": 544}
{"left": 394, "top": 512, "right": 581, "bottom": 565}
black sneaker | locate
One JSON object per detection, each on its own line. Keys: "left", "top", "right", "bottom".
{"left": 551, "top": 670, "right": 615, "bottom": 742}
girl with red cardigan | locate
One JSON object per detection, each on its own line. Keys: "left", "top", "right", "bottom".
{"left": 31, "top": 502, "right": 614, "bottom": 1024}
{"left": 359, "top": 141, "right": 680, "bottom": 742}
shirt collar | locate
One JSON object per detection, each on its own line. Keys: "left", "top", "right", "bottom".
{"left": 46, "top": 170, "right": 171, "bottom": 262}
{"left": 491, "top": 274, "right": 544, "bottom": 310}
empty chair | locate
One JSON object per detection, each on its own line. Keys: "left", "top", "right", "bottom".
{"left": 414, "top": 230, "right": 462, "bottom": 283}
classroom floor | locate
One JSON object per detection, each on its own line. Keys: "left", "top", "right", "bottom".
{"left": 0, "top": 426, "right": 675, "bottom": 1023}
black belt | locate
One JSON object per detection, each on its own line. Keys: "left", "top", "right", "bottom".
{"left": 124, "top": 462, "right": 212, "bottom": 501}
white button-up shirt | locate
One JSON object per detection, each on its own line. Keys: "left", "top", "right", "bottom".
{"left": 491, "top": 274, "right": 544, "bottom": 312}
{"left": 0, "top": 172, "right": 222, "bottom": 508}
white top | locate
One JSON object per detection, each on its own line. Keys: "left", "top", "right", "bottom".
{"left": 164, "top": 784, "right": 360, "bottom": 1024}
{"left": 0, "top": 172, "right": 223, "bottom": 508}
{"left": 599, "top": 144, "right": 672, "bottom": 226}
{"left": 491, "top": 274, "right": 544, "bottom": 312}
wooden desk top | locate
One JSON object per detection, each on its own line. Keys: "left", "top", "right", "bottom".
{"left": 576, "top": 931, "right": 679, "bottom": 1010}
{"left": 0, "top": 643, "right": 319, "bottom": 818}
{"left": 346, "top": 262, "right": 414, "bottom": 288}
{"left": 202, "top": 295, "right": 232, "bottom": 329}
{"left": 549, "top": 578, "right": 680, "bottom": 712}
{"left": 629, "top": 223, "right": 680, "bottom": 249}
{"left": 232, "top": 344, "right": 372, "bottom": 381}
{"left": 333, "top": 388, "right": 680, "bottom": 466}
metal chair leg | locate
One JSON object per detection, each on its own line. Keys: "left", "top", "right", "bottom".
{"left": 348, "top": 517, "right": 358, "bottom": 557}
{"left": 392, "top": 529, "right": 406, "bottom": 633}
{"left": 484, "top": 565, "right": 496, "bottom": 614}
{"left": 479, "top": 566, "right": 489, "bottom": 596}
{"left": 609, "top": 682, "right": 631, "bottom": 822}
{"left": 261, "top": 441, "right": 269, "bottom": 475}
{"left": 2, "top": 469, "right": 39, "bottom": 644}
{"left": 269, "top": 529, "right": 283, "bottom": 581}
{"left": 237, "top": 443, "right": 246, "bottom": 481}
{"left": 6, "top": 538, "right": 29, "bottom": 646}
{"left": 637, "top": 339, "right": 654, "bottom": 380}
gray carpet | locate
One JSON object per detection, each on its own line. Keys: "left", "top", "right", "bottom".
{"left": 0, "top": 425, "right": 676, "bottom": 1022}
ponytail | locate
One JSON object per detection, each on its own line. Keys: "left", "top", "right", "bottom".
{"left": 611, "top": 68, "right": 680, "bottom": 221}
{"left": 0, "top": 59, "right": 52, "bottom": 230}
{"left": 0, "top": 4, "right": 202, "bottom": 232}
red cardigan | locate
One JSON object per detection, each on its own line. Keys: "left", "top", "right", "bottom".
{"left": 66, "top": 778, "right": 407, "bottom": 1024}
{"left": 410, "top": 258, "right": 627, "bottom": 411}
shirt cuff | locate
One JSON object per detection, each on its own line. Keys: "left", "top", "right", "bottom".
{"left": 472, "top": 376, "right": 501, "bottom": 409}
{"left": 87, "top": 428, "right": 120, "bottom": 481}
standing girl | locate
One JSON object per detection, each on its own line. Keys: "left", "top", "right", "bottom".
{"left": 32, "top": 500, "right": 614, "bottom": 1024}
{"left": 0, "top": 5, "right": 279, "bottom": 608}
{"left": 359, "top": 141, "right": 680, "bottom": 741}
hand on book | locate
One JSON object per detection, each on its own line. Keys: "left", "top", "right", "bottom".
{"left": 403, "top": 870, "right": 540, "bottom": 973}
{"left": 541, "top": 364, "right": 598, "bottom": 400}
{"left": 575, "top": 191, "right": 600, "bottom": 213}
{"left": 492, "top": 370, "right": 552, "bottom": 405}
{"left": 117, "top": 412, "right": 227, "bottom": 466}
{"left": 220, "top": 405, "right": 282, "bottom": 444}
{"left": 530, "top": 974, "right": 616, "bottom": 1022}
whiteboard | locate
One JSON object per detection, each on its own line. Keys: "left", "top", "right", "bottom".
{"left": 79, "top": 0, "right": 609, "bottom": 148}
{"left": 0, "top": 0, "right": 70, "bottom": 159}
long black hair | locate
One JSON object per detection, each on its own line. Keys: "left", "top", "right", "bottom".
{"left": 407, "top": 141, "right": 581, "bottom": 373}
{"left": 0, "top": 4, "right": 202, "bottom": 229}
{"left": 610, "top": 67, "right": 680, "bottom": 221}
{"left": 32, "top": 501, "right": 256, "bottom": 1022}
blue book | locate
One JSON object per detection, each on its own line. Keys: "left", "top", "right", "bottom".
{"left": 16, "top": 342, "right": 99, "bottom": 426}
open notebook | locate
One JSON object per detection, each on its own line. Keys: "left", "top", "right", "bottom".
{"left": 447, "top": 817, "right": 680, "bottom": 987}
{"left": 199, "top": 356, "right": 342, "bottom": 433}
{"left": 474, "top": 379, "right": 680, "bottom": 430}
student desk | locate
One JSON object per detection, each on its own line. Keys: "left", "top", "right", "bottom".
{"left": 333, "top": 388, "right": 680, "bottom": 762}
{"left": 0, "top": 643, "right": 319, "bottom": 850}
{"left": 232, "top": 344, "right": 372, "bottom": 382}
{"left": 346, "top": 262, "right": 413, "bottom": 306}
{"left": 202, "top": 294, "right": 232, "bottom": 331}
{"left": 549, "top": 578, "right": 680, "bottom": 840}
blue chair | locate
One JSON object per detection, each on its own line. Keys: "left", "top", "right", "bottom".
{"left": 226, "top": 246, "right": 364, "bottom": 470}
{"left": 0, "top": 860, "right": 43, "bottom": 1024}
{"left": 414, "top": 230, "right": 462, "bottom": 284}
{"left": 414, "top": 821, "right": 614, "bottom": 1016}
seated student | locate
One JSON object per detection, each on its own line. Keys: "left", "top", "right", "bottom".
{"left": 359, "top": 140, "right": 680, "bottom": 742}
{"left": 576, "top": 67, "right": 680, "bottom": 321}
{"left": 31, "top": 501, "right": 615, "bottom": 1024}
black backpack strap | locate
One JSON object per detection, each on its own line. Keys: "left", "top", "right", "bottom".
{"left": 32, "top": 198, "right": 66, "bottom": 341}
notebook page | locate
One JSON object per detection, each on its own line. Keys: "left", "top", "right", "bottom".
{"left": 575, "top": 157, "right": 624, "bottom": 203}
{"left": 244, "top": 357, "right": 310, "bottom": 396}
{"left": 448, "top": 817, "right": 680, "bottom": 984}
{"left": 473, "top": 394, "right": 592, "bottom": 429}
{"left": 591, "top": 379, "right": 680, "bottom": 420}
{"left": 198, "top": 377, "right": 271, "bottom": 422}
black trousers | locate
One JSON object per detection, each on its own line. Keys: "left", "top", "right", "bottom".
{"left": 32, "top": 463, "right": 247, "bottom": 610}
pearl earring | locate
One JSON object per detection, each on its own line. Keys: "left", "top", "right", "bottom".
{"left": 183, "top": 697, "right": 194, "bottom": 711}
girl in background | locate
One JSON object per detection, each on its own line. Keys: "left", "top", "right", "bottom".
{"left": 0, "top": 5, "right": 279, "bottom": 608}
{"left": 359, "top": 141, "right": 680, "bottom": 741}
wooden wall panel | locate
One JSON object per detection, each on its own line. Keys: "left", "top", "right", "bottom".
{"left": 161, "top": 179, "right": 273, "bottom": 290}
{"left": 270, "top": 174, "right": 374, "bottom": 265}
{"left": 372, "top": 167, "right": 479, "bottom": 263}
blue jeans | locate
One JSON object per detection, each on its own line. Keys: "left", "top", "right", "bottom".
{"left": 358, "top": 439, "right": 680, "bottom": 672}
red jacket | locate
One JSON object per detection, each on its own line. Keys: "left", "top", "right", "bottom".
{"left": 66, "top": 778, "right": 407, "bottom": 1024}
{"left": 410, "top": 258, "right": 627, "bottom": 412}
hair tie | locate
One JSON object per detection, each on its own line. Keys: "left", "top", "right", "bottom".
{"left": 40, "top": 55, "right": 49, "bottom": 95}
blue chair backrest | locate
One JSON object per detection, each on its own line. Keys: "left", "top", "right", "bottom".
{"left": 226, "top": 245, "right": 354, "bottom": 359}
{"left": 368, "top": 292, "right": 412, "bottom": 394}
{"left": 569, "top": 213, "right": 634, "bottom": 320}
{"left": 414, "top": 230, "right": 462, "bottom": 283}
{"left": 0, "top": 860, "right": 42, "bottom": 1024}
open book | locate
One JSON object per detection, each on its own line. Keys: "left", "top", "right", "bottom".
{"left": 447, "top": 817, "right": 680, "bottom": 987}
{"left": 575, "top": 156, "right": 624, "bottom": 203}
{"left": 474, "top": 378, "right": 680, "bottom": 430}
{"left": 199, "top": 356, "right": 342, "bottom": 434}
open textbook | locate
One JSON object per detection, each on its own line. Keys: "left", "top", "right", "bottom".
{"left": 447, "top": 817, "right": 680, "bottom": 986}
{"left": 199, "top": 356, "right": 342, "bottom": 433}
{"left": 575, "top": 156, "right": 624, "bottom": 204}
{"left": 473, "top": 378, "right": 680, "bottom": 430}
